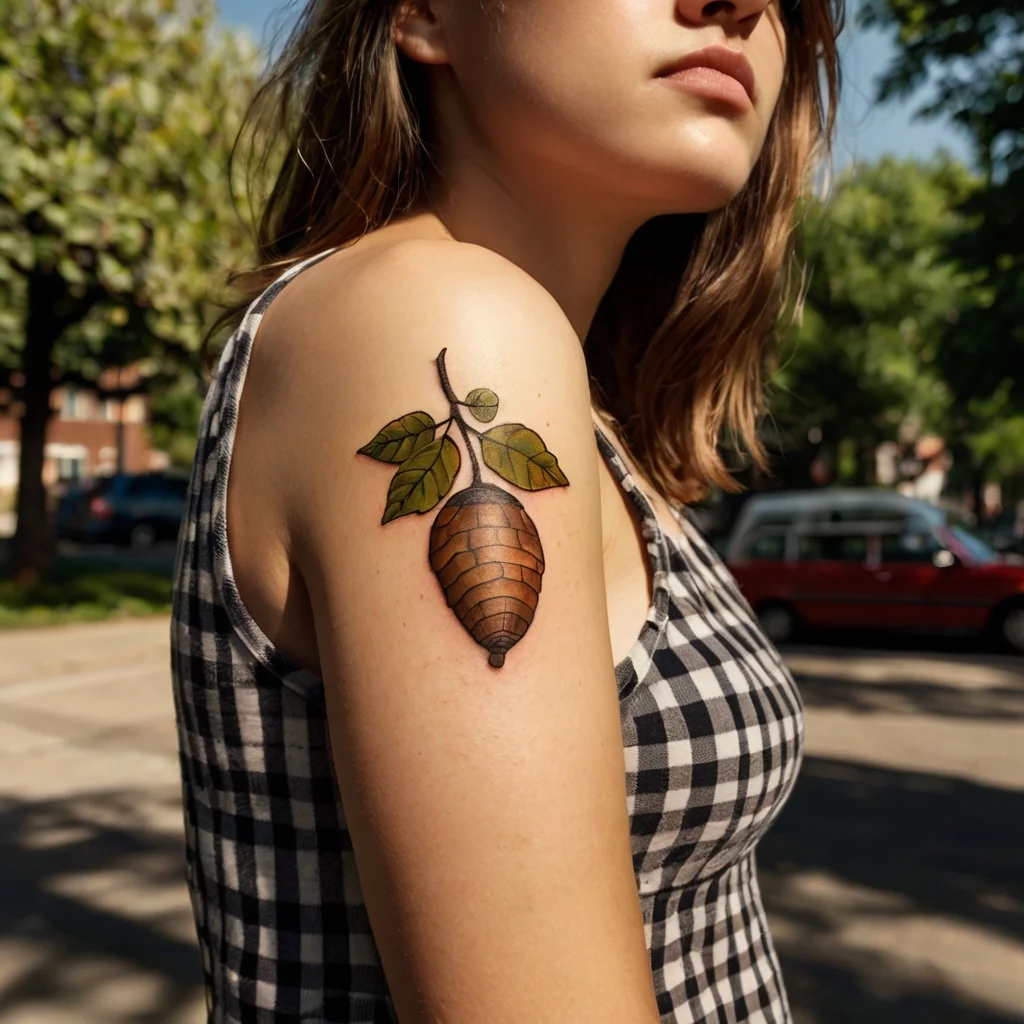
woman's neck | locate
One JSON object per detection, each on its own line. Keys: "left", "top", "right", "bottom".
{"left": 426, "top": 152, "right": 646, "bottom": 339}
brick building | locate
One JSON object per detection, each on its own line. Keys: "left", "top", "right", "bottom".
{"left": 0, "top": 368, "right": 167, "bottom": 504}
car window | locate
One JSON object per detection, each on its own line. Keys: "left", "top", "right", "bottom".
{"left": 808, "top": 507, "right": 906, "bottom": 524}
{"left": 125, "top": 476, "right": 157, "bottom": 497}
{"left": 751, "top": 511, "right": 796, "bottom": 528}
{"left": 742, "top": 533, "right": 786, "bottom": 561}
{"left": 123, "top": 475, "right": 188, "bottom": 498}
{"left": 947, "top": 526, "right": 998, "bottom": 565}
{"left": 879, "top": 532, "right": 943, "bottom": 564}
{"left": 797, "top": 533, "right": 868, "bottom": 563}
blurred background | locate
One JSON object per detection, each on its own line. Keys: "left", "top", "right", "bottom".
{"left": 0, "top": 1, "right": 1021, "bottom": 1022}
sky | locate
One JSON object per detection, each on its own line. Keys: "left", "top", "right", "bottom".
{"left": 218, "top": 0, "right": 972, "bottom": 169}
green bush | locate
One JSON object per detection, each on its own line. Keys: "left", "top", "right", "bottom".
{"left": 0, "top": 564, "right": 173, "bottom": 627}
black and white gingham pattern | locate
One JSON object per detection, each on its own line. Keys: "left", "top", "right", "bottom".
{"left": 595, "top": 428, "right": 803, "bottom": 1022}
{"left": 171, "top": 254, "right": 804, "bottom": 1023}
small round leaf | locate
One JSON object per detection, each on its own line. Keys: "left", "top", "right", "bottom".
{"left": 465, "top": 388, "right": 499, "bottom": 423}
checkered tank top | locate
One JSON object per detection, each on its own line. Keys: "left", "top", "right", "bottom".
{"left": 171, "top": 252, "right": 804, "bottom": 1024}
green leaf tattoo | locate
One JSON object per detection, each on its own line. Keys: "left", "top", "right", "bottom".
{"left": 357, "top": 411, "right": 436, "bottom": 463}
{"left": 382, "top": 436, "right": 461, "bottom": 524}
{"left": 464, "top": 388, "right": 499, "bottom": 423}
{"left": 479, "top": 423, "right": 570, "bottom": 490}
{"left": 356, "top": 349, "right": 569, "bottom": 668}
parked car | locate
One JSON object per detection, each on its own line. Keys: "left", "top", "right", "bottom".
{"left": 975, "top": 510, "right": 1024, "bottom": 561}
{"left": 55, "top": 472, "right": 189, "bottom": 548}
{"left": 725, "top": 489, "right": 1024, "bottom": 652}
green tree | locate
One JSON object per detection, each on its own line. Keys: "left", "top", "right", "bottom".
{"left": 860, "top": 0, "right": 1024, "bottom": 496}
{"left": 148, "top": 378, "right": 207, "bottom": 468}
{"left": 769, "top": 157, "right": 975, "bottom": 484}
{"left": 0, "top": 0, "right": 257, "bottom": 579}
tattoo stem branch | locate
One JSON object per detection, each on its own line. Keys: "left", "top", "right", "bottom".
{"left": 435, "top": 347, "right": 482, "bottom": 484}
{"left": 357, "top": 348, "right": 570, "bottom": 666}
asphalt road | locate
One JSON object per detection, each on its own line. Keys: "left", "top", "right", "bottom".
{"left": 0, "top": 619, "right": 1021, "bottom": 1024}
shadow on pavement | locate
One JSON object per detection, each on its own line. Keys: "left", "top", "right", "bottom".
{"left": 790, "top": 671, "right": 1024, "bottom": 720}
{"left": 0, "top": 790, "right": 203, "bottom": 1023}
{"left": 1, "top": 678, "right": 1022, "bottom": 1022}
{"left": 781, "top": 959, "right": 1024, "bottom": 1024}
{"left": 782, "top": 629, "right": 1010, "bottom": 657}
{"left": 761, "top": 756, "right": 1024, "bottom": 1023}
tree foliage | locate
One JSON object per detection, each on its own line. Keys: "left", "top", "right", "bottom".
{"left": 860, "top": 0, "right": 1022, "bottom": 180}
{"left": 768, "top": 157, "right": 976, "bottom": 484}
{"left": 860, "top": 0, "right": 1024, "bottom": 483}
{"left": 0, "top": 0, "right": 258, "bottom": 576}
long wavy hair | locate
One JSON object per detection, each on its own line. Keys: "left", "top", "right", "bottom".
{"left": 219, "top": 0, "right": 842, "bottom": 503}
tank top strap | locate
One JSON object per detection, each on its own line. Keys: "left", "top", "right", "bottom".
{"left": 202, "top": 248, "right": 341, "bottom": 704}
{"left": 216, "top": 247, "right": 340, "bottom": 379}
{"left": 592, "top": 419, "right": 672, "bottom": 618}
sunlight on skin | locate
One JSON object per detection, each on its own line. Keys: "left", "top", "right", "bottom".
{"left": 218, "top": 0, "right": 971, "bottom": 168}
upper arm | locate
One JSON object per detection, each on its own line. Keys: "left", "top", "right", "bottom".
{"left": 272, "top": 242, "right": 659, "bottom": 1024}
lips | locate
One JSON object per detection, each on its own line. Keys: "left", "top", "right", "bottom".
{"left": 656, "top": 44, "right": 757, "bottom": 106}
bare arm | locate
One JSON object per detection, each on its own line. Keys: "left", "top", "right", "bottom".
{"left": 276, "top": 243, "right": 660, "bottom": 1024}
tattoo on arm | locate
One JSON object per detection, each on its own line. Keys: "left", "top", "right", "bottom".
{"left": 356, "top": 348, "right": 570, "bottom": 668}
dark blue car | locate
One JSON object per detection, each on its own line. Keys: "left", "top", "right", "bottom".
{"left": 55, "top": 472, "right": 189, "bottom": 548}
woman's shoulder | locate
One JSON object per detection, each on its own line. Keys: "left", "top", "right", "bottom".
{"left": 259, "top": 234, "right": 579, "bottom": 372}
{"left": 247, "top": 234, "right": 592, "bottom": 466}
{"left": 241, "top": 232, "right": 598, "bottom": 512}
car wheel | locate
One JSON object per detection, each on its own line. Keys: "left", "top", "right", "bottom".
{"left": 129, "top": 523, "right": 157, "bottom": 550}
{"left": 1000, "top": 606, "right": 1024, "bottom": 653}
{"left": 757, "top": 603, "right": 800, "bottom": 645}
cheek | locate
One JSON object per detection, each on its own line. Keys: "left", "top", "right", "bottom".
{"left": 752, "top": 20, "right": 788, "bottom": 119}
{"left": 455, "top": 0, "right": 648, "bottom": 107}
{"left": 448, "top": 11, "right": 645, "bottom": 160}
{"left": 440, "top": 0, "right": 794, "bottom": 212}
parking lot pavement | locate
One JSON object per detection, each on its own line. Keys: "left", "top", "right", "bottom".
{"left": 0, "top": 618, "right": 204, "bottom": 1024}
{"left": 763, "top": 645, "right": 1024, "bottom": 1024}
{"left": 0, "top": 619, "right": 1021, "bottom": 1023}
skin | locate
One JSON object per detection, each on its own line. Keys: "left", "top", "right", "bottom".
{"left": 228, "top": 1, "right": 787, "bottom": 1021}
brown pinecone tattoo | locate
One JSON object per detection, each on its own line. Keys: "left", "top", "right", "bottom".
{"left": 357, "top": 349, "right": 568, "bottom": 668}
{"left": 429, "top": 483, "right": 545, "bottom": 668}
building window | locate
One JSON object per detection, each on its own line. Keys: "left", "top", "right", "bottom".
{"left": 62, "top": 388, "right": 81, "bottom": 421}
{"left": 125, "top": 396, "right": 146, "bottom": 424}
{"left": 57, "top": 456, "right": 86, "bottom": 481}
{"left": 0, "top": 440, "right": 18, "bottom": 490}
{"left": 44, "top": 443, "right": 90, "bottom": 485}
{"left": 60, "top": 387, "right": 98, "bottom": 421}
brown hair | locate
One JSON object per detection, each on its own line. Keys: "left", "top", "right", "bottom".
{"left": 222, "top": 0, "right": 842, "bottom": 504}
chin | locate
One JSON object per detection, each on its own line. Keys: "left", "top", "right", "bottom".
{"left": 674, "top": 166, "right": 755, "bottom": 213}
{"left": 606, "top": 123, "right": 765, "bottom": 216}
{"left": 654, "top": 169, "right": 750, "bottom": 214}
{"left": 665, "top": 122, "right": 764, "bottom": 210}
{"left": 627, "top": 159, "right": 761, "bottom": 218}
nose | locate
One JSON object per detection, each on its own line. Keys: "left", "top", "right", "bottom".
{"left": 676, "top": 0, "right": 772, "bottom": 30}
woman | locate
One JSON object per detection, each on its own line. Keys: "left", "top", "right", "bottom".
{"left": 172, "top": 0, "right": 840, "bottom": 1021}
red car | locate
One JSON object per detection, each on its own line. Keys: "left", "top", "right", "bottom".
{"left": 725, "top": 490, "right": 1024, "bottom": 651}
